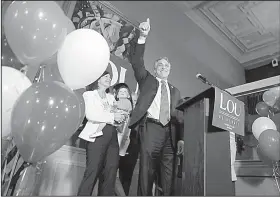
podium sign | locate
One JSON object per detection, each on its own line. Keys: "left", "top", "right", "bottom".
{"left": 212, "top": 87, "right": 245, "bottom": 136}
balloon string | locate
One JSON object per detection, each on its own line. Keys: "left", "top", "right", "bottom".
{"left": 13, "top": 161, "right": 46, "bottom": 196}
{"left": 2, "top": 159, "right": 8, "bottom": 183}
{"left": 1, "top": 137, "right": 14, "bottom": 183}
{"left": 35, "top": 161, "right": 46, "bottom": 174}
{"left": 13, "top": 166, "right": 30, "bottom": 196}
{"left": 3, "top": 151, "right": 20, "bottom": 196}
{"left": 272, "top": 162, "right": 280, "bottom": 194}
{"left": 274, "top": 162, "right": 280, "bottom": 176}
{"left": 41, "top": 65, "right": 45, "bottom": 82}
{"left": 32, "top": 65, "right": 46, "bottom": 83}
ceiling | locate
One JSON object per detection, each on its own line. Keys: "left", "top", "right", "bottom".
{"left": 174, "top": 1, "right": 280, "bottom": 69}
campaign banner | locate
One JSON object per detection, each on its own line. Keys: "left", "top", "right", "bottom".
{"left": 212, "top": 87, "right": 245, "bottom": 136}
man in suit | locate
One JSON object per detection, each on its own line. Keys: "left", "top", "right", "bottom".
{"left": 128, "top": 18, "right": 184, "bottom": 196}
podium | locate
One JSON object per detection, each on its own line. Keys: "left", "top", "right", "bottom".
{"left": 177, "top": 87, "right": 244, "bottom": 196}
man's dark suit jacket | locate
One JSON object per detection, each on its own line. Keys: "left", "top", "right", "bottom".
{"left": 128, "top": 43, "right": 184, "bottom": 151}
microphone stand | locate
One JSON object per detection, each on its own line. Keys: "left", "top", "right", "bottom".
{"left": 196, "top": 75, "right": 233, "bottom": 96}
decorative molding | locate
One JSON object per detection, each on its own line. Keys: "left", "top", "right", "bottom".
{"left": 180, "top": 1, "right": 280, "bottom": 69}
{"left": 183, "top": 6, "right": 242, "bottom": 62}
{"left": 58, "top": 145, "right": 86, "bottom": 155}
{"left": 226, "top": 75, "right": 280, "bottom": 97}
{"left": 235, "top": 160, "right": 280, "bottom": 177}
{"left": 50, "top": 160, "right": 85, "bottom": 195}
{"left": 38, "top": 145, "right": 86, "bottom": 196}
{"left": 53, "top": 158, "right": 86, "bottom": 168}
{"left": 242, "top": 51, "right": 280, "bottom": 69}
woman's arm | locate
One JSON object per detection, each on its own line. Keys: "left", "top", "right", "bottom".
{"left": 83, "top": 92, "right": 115, "bottom": 124}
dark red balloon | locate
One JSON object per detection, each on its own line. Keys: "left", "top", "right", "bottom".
{"left": 11, "top": 81, "right": 83, "bottom": 163}
{"left": 258, "top": 129, "right": 280, "bottom": 162}
{"left": 256, "top": 145, "right": 274, "bottom": 167}
{"left": 255, "top": 102, "right": 270, "bottom": 117}
{"left": 4, "top": 1, "right": 68, "bottom": 66}
{"left": 271, "top": 97, "right": 280, "bottom": 114}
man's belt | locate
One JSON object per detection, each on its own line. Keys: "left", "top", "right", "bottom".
{"left": 146, "top": 117, "right": 169, "bottom": 127}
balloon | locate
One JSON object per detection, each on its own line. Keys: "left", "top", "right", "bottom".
{"left": 11, "top": 81, "right": 82, "bottom": 163}
{"left": 43, "top": 62, "right": 64, "bottom": 83}
{"left": 270, "top": 86, "right": 280, "bottom": 113}
{"left": 37, "top": 19, "right": 75, "bottom": 82}
{"left": 256, "top": 145, "right": 274, "bottom": 167}
{"left": 74, "top": 88, "right": 86, "bottom": 124}
{"left": 258, "top": 129, "right": 280, "bottom": 161}
{"left": 2, "top": 67, "right": 32, "bottom": 138}
{"left": 1, "top": 36, "right": 24, "bottom": 70}
{"left": 272, "top": 97, "right": 280, "bottom": 113}
{"left": 66, "top": 17, "right": 76, "bottom": 34}
{"left": 251, "top": 117, "right": 277, "bottom": 140}
{"left": 270, "top": 86, "right": 280, "bottom": 98}
{"left": 263, "top": 87, "right": 279, "bottom": 107}
{"left": 255, "top": 102, "right": 270, "bottom": 117}
{"left": 4, "top": 1, "right": 68, "bottom": 66}
{"left": 57, "top": 29, "right": 110, "bottom": 90}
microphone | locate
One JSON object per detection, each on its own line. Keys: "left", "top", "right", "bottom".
{"left": 196, "top": 73, "right": 213, "bottom": 87}
{"left": 196, "top": 73, "right": 233, "bottom": 95}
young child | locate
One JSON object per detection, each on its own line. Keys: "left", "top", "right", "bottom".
{"left": 113, "top": 83, "right": 134, "bottom": 196}
{"left": 89, "top": 83, "right": 133, "bottom": 142}
{"left": 113, "top": 86, "right": 133, "bottom": 156}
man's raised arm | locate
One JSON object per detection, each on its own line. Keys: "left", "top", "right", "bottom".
{"left": 130, "top": 18, "right": 151, "bottom": 82}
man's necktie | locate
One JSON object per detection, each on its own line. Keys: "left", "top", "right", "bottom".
{"left": 159, "top": 80, "right": 170, "bottom": 126}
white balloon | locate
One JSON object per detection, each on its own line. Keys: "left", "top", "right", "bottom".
{"left": 270, "top": 86, "right": 280, "bottom": 98}
{"left": 2, "top": 66, "right": 32, "bottom": 137}
{"left": 252, "top": 117, "right": 277, "bottom": 140}
{"left": 57, "top": 29, "right": 110, "bottom": 90}
{"left": 263, "top": 86, "right": 280, "bottom": 107}
{"left": 109, "top": 61, "right": 119, "bottom": 86}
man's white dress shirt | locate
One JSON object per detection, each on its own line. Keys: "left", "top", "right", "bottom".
{"left": 147, "top": 77, "right": 171, "bottom": 120}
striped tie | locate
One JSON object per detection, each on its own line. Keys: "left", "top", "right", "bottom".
{"left": 159, "top": 80, "right": 170, "bottom": 126}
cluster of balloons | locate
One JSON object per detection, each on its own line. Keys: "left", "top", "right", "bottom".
{"left": 252, "top": 86, "right": 280, "bottom": 164}
{"left": 255, "top": 86, "right": 280, "bottom": 117}
{"left": 2, "top": 1, "right": 110, "bottom": 163}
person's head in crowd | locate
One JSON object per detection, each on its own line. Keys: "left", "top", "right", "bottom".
{"left": 86, "top": 70, "right": 112, "bottom": 93}
{"left": 154, "top": 57, "right": 171, "bottom": 80}
{"left": 113, "top": 83, "right": 133, "bottom": 106}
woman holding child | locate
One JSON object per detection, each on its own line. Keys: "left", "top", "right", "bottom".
{"left": 77, "top": 70, "right": 128, "bottom": 196}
